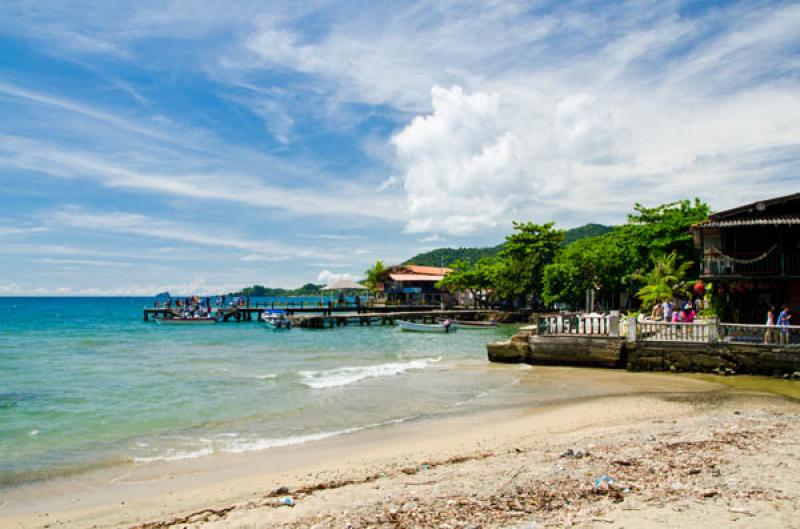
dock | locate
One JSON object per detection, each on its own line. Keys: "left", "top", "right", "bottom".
{"left": 289, "top": 309, "right": 495, "bottom": 329}
{"left": 143, "top": 304, "right": 496, "bottom": 326}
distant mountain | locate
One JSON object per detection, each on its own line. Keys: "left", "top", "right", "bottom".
{"left": 232, "top": 283, "right": 324, "bottom": 297}
{"left": 403, "top": 246, "right": 503, "bottom": 267}
{"left": 561, "top": 223, "right": 612, "bottom": 246}
{"left": 404, "top": 224, "right": 612, "bottom": 267}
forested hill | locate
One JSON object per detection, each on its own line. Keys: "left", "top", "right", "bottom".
{"left": 561, "top": 223, "right": 612, "bottom": 245}
{"left": 403, "top": 245, "right": 504, "bottom": 267}
{"left": 405, "top": 223, "right": 612, "bottom": 267}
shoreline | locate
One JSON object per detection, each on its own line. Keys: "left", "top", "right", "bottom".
{"left": 2, "top": 367, "right": 780, "bottom": 528}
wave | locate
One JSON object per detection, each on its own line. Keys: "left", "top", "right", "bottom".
{"left": 299, "top": 358, "right": 441, "bottom": 389}
{"left": 133, "top": 446, "right": 213, "bottom": 463}
{"left": 254, "top": 373, "right": 278, "bottom": 380}
{"left": 133, "top": 416, "right": 418, "bottom": 462}
{"left": 220, "top": 416, "right": 417, "bottom": 454}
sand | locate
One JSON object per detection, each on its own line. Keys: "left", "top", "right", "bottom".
{"left": 2, "top": 368, "right": 798, "bottom": 529}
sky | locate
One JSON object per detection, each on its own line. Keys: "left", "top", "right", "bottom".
{"left": 0, "top": 0, "right": 799, "bottom": 295}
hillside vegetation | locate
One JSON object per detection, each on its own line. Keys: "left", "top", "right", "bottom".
{"left": 405, "top": 224, "right": 611, "bottom": 267}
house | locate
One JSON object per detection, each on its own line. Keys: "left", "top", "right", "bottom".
{"left": 380, "top": 264, "right": 453, "bottom": 305}
{"left": 692, "top": 192, "right": 800, "bottom": 322}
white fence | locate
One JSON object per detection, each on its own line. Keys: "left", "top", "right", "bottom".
{"left": 539, "top": 314, "right": 800, "bottom": 346}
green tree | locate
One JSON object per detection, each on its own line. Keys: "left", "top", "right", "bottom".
{"left": 630, "top": 251, "right": 694, "bottom": 309}
{"left": 364, "top": 260, "right": 388, "bottom": 292}
{"left": 493, "top": 222, "right": 564, "bottom": 308}
{"left": 541, "top": 199, "right": 708, "bottom": 310}
{"left": 437, "top": 258, "right": 499, "bottom": 308}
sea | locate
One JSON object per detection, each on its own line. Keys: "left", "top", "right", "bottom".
{"left": 0, "top": 297, "right": 548, "bottom": 488}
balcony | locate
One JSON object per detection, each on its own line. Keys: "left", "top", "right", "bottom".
{"left": 702, "top": 250, "right": 800, "bottom": 278}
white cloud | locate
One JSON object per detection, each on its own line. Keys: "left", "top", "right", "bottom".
{"left": 44, "top": 206, "right": 317, "bottom": 259}
{"left": 0, "top": 225, "right": 50, "bottom": 235}
{"left": 0, "top": 134, "right": 402, "bottom": 222}
{"left": 316, "top": 269, "right": 358, "bottom": 285}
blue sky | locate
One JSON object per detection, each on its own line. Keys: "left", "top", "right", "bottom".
{"left": 1, "top": 0, "right": 798, "bottom": 295}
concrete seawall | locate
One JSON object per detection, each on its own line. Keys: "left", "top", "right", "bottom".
{"left": 489, "top": 330, "right": 800, "bottom": 376}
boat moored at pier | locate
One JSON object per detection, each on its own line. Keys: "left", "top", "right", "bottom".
{"left": 398, "top": 320, "right": 457, "bottom": 333}
{"left": 261, "top": 309, "right": 293, "bottom": 329}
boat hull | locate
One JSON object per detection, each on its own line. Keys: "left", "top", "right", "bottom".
{"left": 155, "top": 318, "right": 217, "bottom": 325}
{"left": 452, "top": 320, "right": 498, "bottom": 329}
{"left": 398, "top": 320, "right": 456, "bottom": 333}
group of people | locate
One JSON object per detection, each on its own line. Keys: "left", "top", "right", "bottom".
{"left": 651, "top": 299, "right": 699, "bottom": 323}
{"left": 765, "top": 305, "right": 793, "bottom": 344}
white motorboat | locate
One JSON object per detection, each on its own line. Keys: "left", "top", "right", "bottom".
{"left": 398, "top": 320, "right": 456, "bottom": 333}
{"left": 261, "top": 310, "right": 293, "bottom": 330}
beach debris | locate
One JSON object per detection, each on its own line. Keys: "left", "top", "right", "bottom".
{"left": 593, "top": 475, "right": 615, "bottom": 488}
{"left": 560, "top": 448, "right": 589, "bottom": 459}
{"left": 280, "top": 496, "right": 296, "bottom": 507}
{"left": 272, "top": 485, "right": 290, "bottom": 495}
{"left": 130, "top": 506, "right": 236, "bottom": 528}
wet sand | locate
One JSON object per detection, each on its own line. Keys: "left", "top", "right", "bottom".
{"left": 2, "top": 368, "right": 797, "bottom": 529}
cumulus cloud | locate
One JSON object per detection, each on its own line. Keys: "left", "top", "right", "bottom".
{"left": 316, "top": 269, "right": 358, "bottom": 285}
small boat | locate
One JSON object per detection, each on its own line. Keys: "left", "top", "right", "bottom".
{"left": 398, "top": 320, "right": 456, "bottom": 333}
{"left": 261, "top": 310, "right": 293, "bottom": 330}
{"left": 155, "top": 317, "right": 217, "bottom": 325}
{"left": 452, "top": 320, "right": 498, "bottom": 329}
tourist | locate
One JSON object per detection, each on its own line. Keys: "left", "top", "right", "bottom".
{"left": 777, "top": 305, "right": 792, "bottom": 344}
{"left": 661, "top": 300, "right": 673, "bottom": 322}
{"left": 683, "top": 304, "right": 695, "bottom": 323}
{"left": 764, "top": 305, "right": 776, "bottom": 344}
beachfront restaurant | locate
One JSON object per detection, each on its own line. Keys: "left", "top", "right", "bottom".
{"left": 380, "top": 264, "right": 453, "bottom": 306}
{"left": 692, "top": 192, "right": 800, "bottom": 323}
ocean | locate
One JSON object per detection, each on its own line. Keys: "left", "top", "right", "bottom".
{"left": 0, "top": 297, "right": 539, "bottom": 487}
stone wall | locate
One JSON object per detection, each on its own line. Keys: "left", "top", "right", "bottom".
{"left": 627, "top": 341, "right": 800, "bottom": 375}
{"left": 528, "top": 335, "right": 625, "bottom": 368}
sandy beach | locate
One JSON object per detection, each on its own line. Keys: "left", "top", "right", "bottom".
{"left": 2, "top": 368, "right": 798, "bottom": 529}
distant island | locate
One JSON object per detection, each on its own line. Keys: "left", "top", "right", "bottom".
{"left": 230, "top": 283, "right": 324, "bottom": 297}
{"left": 405, "top": 223, "right": 611, "bottom": 267}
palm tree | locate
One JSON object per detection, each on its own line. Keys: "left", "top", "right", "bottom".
{"left": 364, "top": 260, "right": 387, "bottom": 292}
{"left": 631, "top": 251, "right": 693, "bottom": 308}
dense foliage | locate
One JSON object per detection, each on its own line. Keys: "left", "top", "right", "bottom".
{"left": 436, "top": 199, "right": 708, "bottom": 310}
{"left": 542, "top": 200, "right": 708, "bottom": 309}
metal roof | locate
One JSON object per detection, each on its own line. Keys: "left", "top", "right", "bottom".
{"left": 320, "top": 279, "right": 368, "bottom": 290}
{"left": 389, "top": 273, "right": 445, "bottom": 282}
{"left": 706, "top": 192, "right": 800, "bottom": 221}
{"left": 694, "top": 216, "right": 800, "bottom": 229}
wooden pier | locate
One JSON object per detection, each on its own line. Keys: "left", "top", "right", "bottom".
{"left": 143, "top": 304, "right": 492, "bottom": 324}
{"left": 290, "top": 309, "right": 495, "bottom": 329}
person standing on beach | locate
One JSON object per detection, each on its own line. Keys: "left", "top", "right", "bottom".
{"left": 777, "top": 305, "right": 792, "bottom": 344}
{"left": 765, "top": 305, "right": 776, "bottom": 344}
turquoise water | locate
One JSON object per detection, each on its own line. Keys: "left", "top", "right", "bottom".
{"left": 0, "top": 297, "right": 529, "bottom": 486}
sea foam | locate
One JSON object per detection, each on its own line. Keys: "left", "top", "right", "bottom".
{"left": 299, "top": 358, "right": 441, "bottom": 389}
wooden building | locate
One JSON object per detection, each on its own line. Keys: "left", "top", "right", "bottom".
{"left": 692, "top": 193, "right": 800, "bottom": 322}
{"left": 380, "top": 264, "right": 453, "bottom": 305}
